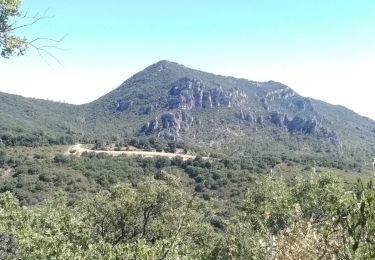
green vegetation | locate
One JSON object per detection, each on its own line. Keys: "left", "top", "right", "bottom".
{"left": 0, "top": 171, "right": 374, "bottom": 259}
{"left": 0, "top": 145, "right": 374, "bottom": 258}
{"left": 0, "top": 93, "right": 82, "bottom": 146}
{"left": 1, "top": 60, "right": 375, "bottom": 166}
{"left": 0, "top": 146, "right": 255, "bottom": 205}
{"left": 2, "top": 144, "right": 372, "bottom": 206}
{"left": 2, "top": 60, "right": 375, "bottom": 258}
{"left": 0, "top": 0, "right": 28, "bottom": 58}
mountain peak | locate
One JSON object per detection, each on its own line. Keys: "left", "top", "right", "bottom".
{"left": 154, "top": 60, "right": 177, "bottom": 66}
{"left": 146, "top": 60, "right": 185, "bottom": 71}
{"left": 2, "top": 61, "right": 375, "bottom": 161}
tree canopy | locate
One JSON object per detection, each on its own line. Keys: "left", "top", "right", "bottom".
{"left": 0, "top": 0, "right": 27, "bottom": 58}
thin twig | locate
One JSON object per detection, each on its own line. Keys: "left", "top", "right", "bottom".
{"left": 1, "top": 7, "right": 65, "bottom": 67}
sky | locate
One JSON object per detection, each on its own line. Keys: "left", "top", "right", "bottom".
{"left": 1, "top": 0, "right": 375, "bottom": 119}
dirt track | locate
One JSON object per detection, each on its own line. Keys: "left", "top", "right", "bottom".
{"left": 65, "top": 144, "right": 200, "bottom": 160}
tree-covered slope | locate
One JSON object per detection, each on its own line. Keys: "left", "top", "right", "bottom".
{"left": 0, "top": 92, "right": 88, "bottom": 145}
{"left": 1, "top": 60, "right": 375, "bottom": 162}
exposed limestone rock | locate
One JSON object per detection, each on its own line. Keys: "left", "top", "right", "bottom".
{"left": 267, "top": 111, "right": 339, "bottom": 144}
{"left": 238, "top": 110, "right": 246, "bottom": 120}
{"left": 159, "top": 111, "right": 195, "bottom": 140}
{"left": 269, "top": 111, "right": 318, "bottom": 134}
{"left": 258, "top": 86, "right": 297, "bottom": 111}
{"left": 142, "top": 122, "right": 150, "bottom": 133}
{"left": 286, "top": 116, "right": 317, "bottom": 134}
{"left": 269, "top": 111, "right": 287, "bottom": 128}
{"left": 161, "top": 113, "right": 180, "bottom": 129}
{"left": 169, "top": 78, "right": 203, "bottom": 109}
{"left": 141, "top": 118, "right": 159, "bottom": 134}
{"left": 175, "top": 110, "right": 194, "bottom": 126}
{"left": 141, "top": 110, "right": 194, "bottom": 140}
{"left": 202, "top": 92, "right": 213, "bottom": 108}
{"left": 236, "top": 110, "right": 254, "bottom": 123}
{"left": 264, "top": 87, "right": 296, "bottom": 100}
{"left": 168, "top": 77, "right": 247, "bottom": 110}
{"left": 169, "top": 95, "right": 189, "bottom": 109}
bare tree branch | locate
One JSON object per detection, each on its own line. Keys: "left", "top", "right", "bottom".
{"left": 1, "top": 4, "right": 65, "bottom": 65}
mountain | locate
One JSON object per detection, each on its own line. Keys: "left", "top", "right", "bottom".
{"left": 1, "top": 60, "right": 375, "bottom": 163}
{"left": 0, "top": 91, "right": 85, "bottom": 145}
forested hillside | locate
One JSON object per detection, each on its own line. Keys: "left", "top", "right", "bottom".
{"left": 1, "top": 61, "right": 375, "bottom": 258}
{"left": 2, "top": 61, "right": 375, "bottom": 167}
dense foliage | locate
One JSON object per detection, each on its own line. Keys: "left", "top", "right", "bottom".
{"left": 0, "top": 146, "right": 260, "bottom": 206}
{"left": 0, "top": 172, "right": 374, "bottom": 259}
{"left": 0, "top": 144, "right": 374, "bottom": 258}
{"left": 1, "top": 145, "right": 371, "bottom": 207}
{"left": 0, "top": 0, "right": 28, "bottom": 58}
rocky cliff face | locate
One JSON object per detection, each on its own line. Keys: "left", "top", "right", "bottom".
{"left": 257, "top": 84, "right": 315, "bottom": 114}
{"left": 264, "top": 86, "right": 296, "bottom": 100}
{"left": 237, "top": 110, "right": 255, "bottom": 124}
{"left": 140, "top": 77, "right": 249, "bottom": 140}
{"left": 268, "top": 111, "right": 339, "bottom": 144}
{"left": 101, "top": 62, "right": 350, "bottom": 147}
{"left": 168, "top": 77, "right": 248, "bottom": 110}
{"left": 142, "top": 110, "right": 194, "bottom": 141}
{"left": 258, "top": 85, "right": 295, "bottom": 111}
{"left": 139, "top": 76, "right": 341, "bottom": 144}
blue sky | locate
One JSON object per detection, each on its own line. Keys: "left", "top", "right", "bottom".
{"left": 1, "top": 0, "right": 375, "bottom": 119}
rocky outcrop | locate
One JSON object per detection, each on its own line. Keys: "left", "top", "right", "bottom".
{"left": 141, "top": 118, "right": 159, "bottom": 134}
{"left": 267, "top": 111, "right": 340, "bottom": 144}
{"left": 175, "top": 110, "right": 194, "bottom": 126}
{"left": 269, "top": 111, "right": 318, "bottom": 134}
{"left": 161, "top": 113, "right": 180, "bottom": 129}
{"left": 258, "top": 86, "right": 297, "bottom": 111}
{"left": 236, "top": 110, "right": 254, "bottom": 124}
{"left": 202, "top": 92, "right": 213, "bottom": 108}
{"left": 168, "top": 78, "right": 203, "bottom": 109}
{"left": 286, "top": 116, "right": 317, "bottom": 134}
{"left": 168, "top": 77, "right": 247, "bottom": 110}
{"left": 141, "top": 110, "right": 194, "bottom": 141}
{"left": 269, "top": 111, "right": 288, "bottom": 128}
{"left": 264, "top": 86, "right": 296, "bottom": 101}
